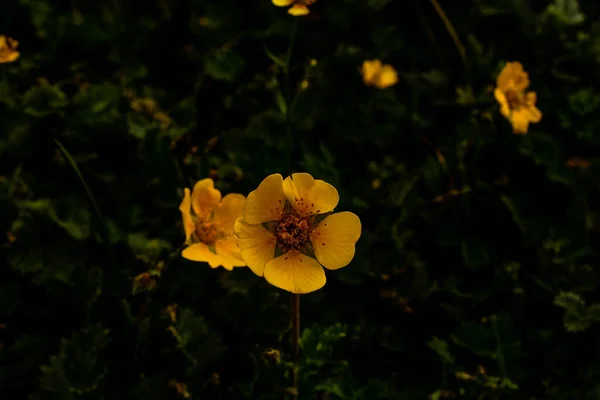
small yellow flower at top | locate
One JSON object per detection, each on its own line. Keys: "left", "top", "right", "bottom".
{"left": 272, "top": 0, "right": 316, "bottom": 16}
{"left": 494, "top": 62, "right": 542, "bottom": 134}
{"left": 233, "top": 173, "right": 362, "bottom": 294}
{"left": 361, "top": 59, "right": 398, "bottom": 89}
{"left": 179, "top": 178, "right": 247, "bottom": 270}
{"left": 0, "top": 35, "right": 19, "bottom": 63}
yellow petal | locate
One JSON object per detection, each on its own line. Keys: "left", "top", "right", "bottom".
{"left": 215, "top": 235, "right": 246, "bottom": 268}
{"left": 288, "top": 4, "right": 309, "bottom": 16}
{"left": 182, "top": 242, "right": 225, "bottom": 268}
{"left": 496, "top": 61, "right": 529, "bottom": 92}
{"left": 191, "top": 178, "right": 221, "bottom": 217}
{"left": 214, "top": 193, "right": 245, "bottom": 232}
{"left": 282, "top": 173, "right": 339, "bottom": 216}
{"left": 525, "top": 92, "right": 542, "bottom": 123}
{"left": 375, "top": 65, "right": 398, "bottom": 89}
{"left": 243, "top": 173, "right": 286, "bottom": 225}
{"left": 493, "top": 89, "right": 511, "bottom": 119}
{"left": 311, "top": 211, "right": 361, "bottom": 270}
{"left": 264, "top": 251, "right": 326, "bottom": 294}
{"left": 511, "top": 110, "right": 530, "bottom": 134}
{"left": 272, "top": 0, "right": 294, "bottom": 6}
{"left": 179, "top": 188, "right": 195, "bottom": 242}
{"left": 361, "top": 59, "right": 382, "bottom": 86}
{"left": 234, "top": 217, "right": 276, "bottom": 276}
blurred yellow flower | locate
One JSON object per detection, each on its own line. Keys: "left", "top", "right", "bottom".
{"left": 0, "top": 35, "right": 19, "bottom": 63}
{"left": 234, "top": 173, "right": 361, "bottom": 294}
{"left": 361, "top": 59, "right": 398, "bottom": 89}
{"left": 272, "top": 0, "right": 315, "bottom": 16}
{"left": 494, "top": 62, "right": 542, "bottom": 134}
{"left": 179, "top": 178, "right": 246, "bottom": 270}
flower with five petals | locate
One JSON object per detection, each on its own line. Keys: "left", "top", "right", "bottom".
{"left": 234, "top": 173, "right": 361, "bottom": 294}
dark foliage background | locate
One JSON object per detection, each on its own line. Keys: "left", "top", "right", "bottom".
{"left": 2, "top": 0, "right": 600, "bottom": 398}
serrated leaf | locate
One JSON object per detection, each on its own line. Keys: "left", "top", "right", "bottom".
{"left": 554, "top": 291, "right": 586, "bottom": 312}
{"left": 40, "top": 325, "right": 111, "bottom": 397}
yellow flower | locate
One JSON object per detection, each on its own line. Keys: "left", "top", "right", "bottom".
{"left": 233, "top": 173, "right": 361, "bottom": 294}
{"left": 494, "top": 61, "right": 542, "bottom": 134}
{"left": 272, "top": 0, "right": 316, "bottom": 16}
{"left": 179, "top": 178, "right": 247, "bottom": 270}
{"left": 361, "top": 59, "right": 398, "bottom": 89}
{"left": 0, "top": 35, "right": 19, "bottom": 63}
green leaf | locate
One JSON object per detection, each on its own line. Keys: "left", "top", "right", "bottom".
{"left": 586, "top": 304, "right": 600, "bottom": 321}
{"left": 264, "top": 46, "right": 286, "bottom": 68}
{"left": 545, "top": 0, "right": 585, "bottom": 25}
{"left": 127, "top": 233, "right": 171, "bottom": 264}
{"left": 499, "top": 196, "right": 525, "bottom": 232}
{"left": 205, "top": 49, "right": 245, "bottom": 82}
{"left": 22, "top": 81, "right": 68, "bottom": 117}
{"left": 461, "top": 240, "right": 490, "bottom": 269}
{"left": 17, "top": 197, "right": 91, "bottom": 241}
{"left": 426, "top": 337, "right": 455, "bottom": 364}
{"left": 170, "top": 308, "right": 226, "bottom": 373}
{"left": 554, "top": 291, "right": 586, "bottom": 312}
{"left": 40, "top": 325, "right": 111, "bottom": 397}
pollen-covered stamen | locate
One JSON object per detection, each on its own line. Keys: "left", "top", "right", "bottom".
{"left": 194, "top": 219, "right": 220, "bottom": 245}
{"left": 275, "top": 213, "right": 312, "bottom": 251}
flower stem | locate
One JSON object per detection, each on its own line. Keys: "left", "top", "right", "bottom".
{"left": 291, "top": 293, "right": 300, "bottom": 399}
{"left": 284, "top": 19, "right": 299, "bottom": 174}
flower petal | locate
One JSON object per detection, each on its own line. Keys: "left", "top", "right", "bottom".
{"left": 214, "top": 193, "right": 246, "bottom": 232}
{"left": 361, "top": 59, "right": 382, "bottom": 86}
{"left": 494, "top": 89, "right": 511, "bottom": 119}
{"left": 511, "top": 110, "right": 530, "bottom": 134}
{"left": 179, "top": 188, "right": 195, "bottom": 242}
{"left": 215, "top": 236, "right": 246, "bottom": 268}
{"left": 311, "top": 211, "right": 361, "bottom": 270}
{"left": 264, "top": 251, "right": 326, "bottom": 294}
{"left": 182, "top": 242, "right": 225, "bottom": 268}
{"left": 496, "top": 61, "right": 529, "bottom": 92}
{"left": 375, "top": 65, "right": 398, "bottom": 89}
{"left": 191, "top": 178, "right": 221, "bottom": 217}
{"left": 288, "top": 4, "right": 309, "bottom": 15}
{"left": 282, "top": 173, "right": 339, "bottom": 216}
{"left": 244, "top": 173, "right": 286, "bottom": 224}
{"left": 272, "top": 0, "right": 294, "bottom": 6}
{"left": 525, "top": 92, "right": 542, "bottom": 123}
{"left": 234, "top": 217, "right": 276, "bottom": 276}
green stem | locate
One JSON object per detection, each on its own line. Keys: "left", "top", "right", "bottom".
{"left": 54, "top": 138, "right": 116, "bottom": 265}
{"left": 283, "top": 19, "right": 299, "bottom": 174}
{"left": 291, "top": 293, "right": 300, "bottom": 399}
{"left": 430, "top": 0, "right": 468, "bottom": 73}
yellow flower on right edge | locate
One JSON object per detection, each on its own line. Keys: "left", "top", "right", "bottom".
{"left": 494, "top": 62, "right": 542, "bottom": 134}
{"left": 361, "top": 59, "right": 398, "bottom": 89}
{"left": 272, "top": 0, "right": 315, "bottom": 16}
{"left": 234, "top": 173, "right": 362, "bottom": 294}
{"left": 0, "top": 35, "right": 19, "bottom": 63}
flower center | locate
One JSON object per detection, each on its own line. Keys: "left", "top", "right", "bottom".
{"left": 505, "top": 88, "right": 523, "bottom": 111}
{"left": 275, "top": 213, "right": 312, "bottom": 252}
{"left": 195, "top": 220, "right": 219, "bottom": 245}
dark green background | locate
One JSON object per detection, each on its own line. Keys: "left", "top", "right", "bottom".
{"left": 2, "top": 0, "right": 600, "bottom": 399}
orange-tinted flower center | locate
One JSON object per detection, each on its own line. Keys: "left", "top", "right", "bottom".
{"left": 275, "top": 213, "right": 312, "bottom": 252}
{"left": 505, "top": 88, "right": 522, "bottom": 111}
{"left": 195, "top": 220, "right": 219, "bottom": 244}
